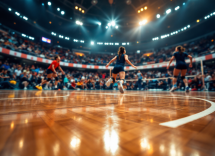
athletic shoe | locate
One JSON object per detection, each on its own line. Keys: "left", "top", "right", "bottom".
{"left": 106, "top": 78, "right": 113, "bottom": 87}
{"left": 170, "top": 85, "right": 177, "bottom": 92}
{"left": 24, "top": 87, "right": 27, "bottom": 90}
{"left": 118, "top": 81, "right": 124, "bottom": 94}
{"left": 203, "top": 86, "right": 208, "bottom": 91}
{"left": 185, "top": 86, "right": 189, "bottom": 93}
{"left": 36, "top": 85, "right": 42, "bottom": 90}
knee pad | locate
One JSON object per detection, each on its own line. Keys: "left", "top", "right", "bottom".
{"left": 47, "top": 78, "right": 51, "bottom": 82}
{"left": 174, "top": 76, "right": 178, "bottom": 78}
{"left": 181, "top": 76, "right": 185, "bottom": 80}
{"left": 120, "top": 79, "right": 125, "bottom": 83}
{"left": 55, "top": 77, "right": 59, "bottom": 81}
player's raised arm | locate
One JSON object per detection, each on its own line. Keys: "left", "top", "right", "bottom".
{"left": 124, "top": 55, "right": 137, "bottom": 69}
{"left": 106, "top": 56, "right": 117, "bottom": 67}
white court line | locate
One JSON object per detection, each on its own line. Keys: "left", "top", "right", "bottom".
{"left": 159, "top": 96, "right": 215, "bottom": 128}
{"left": 0, "top": 93, "right": 70, "bottom": 100}
{"left": 72, "top": 91, "right": 215, "bottom": 128}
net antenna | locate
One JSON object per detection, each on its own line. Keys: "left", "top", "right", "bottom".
{"left": 200, "top": 59, "right": 205, "bottom": 88}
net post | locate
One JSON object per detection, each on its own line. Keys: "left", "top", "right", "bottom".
{"left": 200, "top": 60, "right": 205, "bottom": 88}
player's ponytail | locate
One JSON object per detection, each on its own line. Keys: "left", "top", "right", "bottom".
{"left": 176, "top": 46, "right": 185, "bottom": 54}
{"left": 118, "top": 46, "right": 125, "bottom": 60}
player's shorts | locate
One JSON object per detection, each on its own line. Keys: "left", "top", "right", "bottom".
{"left": 112, "top": 65, "right": 124, "bottom": 74}
{"left": 175, "top": 63, "right": 187, "bottom": 70}
{"left": 46, "top": 69, "right": 54, "bottom": 74}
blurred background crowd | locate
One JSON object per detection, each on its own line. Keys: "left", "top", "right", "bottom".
{"left": 1, "top": 60, "right": 215, "bottom": 91}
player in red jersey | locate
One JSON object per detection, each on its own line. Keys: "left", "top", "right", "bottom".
{"left": 36, "top": 55, "right": 65, "bottom": 90}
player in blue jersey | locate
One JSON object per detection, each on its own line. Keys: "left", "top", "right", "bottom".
{"left": 106, "top": 46, "right": 137, "bottom": 93}
{"left": 167, "top": 46, "right": 193, "bottom": 92}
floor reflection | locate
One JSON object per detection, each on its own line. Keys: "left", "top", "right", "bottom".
{"left": 103, "top": 129, "right": 119, "bottom": 154}
{"left": 70, "top": 136, "right": 81, "bottom": 150}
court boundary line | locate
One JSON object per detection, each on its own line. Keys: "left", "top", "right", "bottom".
{"left": 73, "top": 91, "right": 215, "bottom": 128}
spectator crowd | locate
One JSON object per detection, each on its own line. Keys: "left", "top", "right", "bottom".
{"left": 1, "top": 60, "right": 215, "bottom": 91}
{"left": 0, "top": 26, "right": 215, "bottom": 66}
{"left": 0, "top": 25, "right": 215, "bottom": 91}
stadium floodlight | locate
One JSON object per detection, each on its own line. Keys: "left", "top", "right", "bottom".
{"left": 115, "top": 25, "right": 118, "bottom": 29}
{"left": 115, "top": 43, "right": 119, "bottom": 45}
{"left": 73, "top": 39, "right": 78, "bottom": 42}
{"left": 98, "top": 22, "right": 101, "bottom": 25}
{"left": 91, "top": 41, "right": 94, "bottom": 45}
{"left": 181, "top": 28, "right": 184, "bottom": 31}
{"left": 108, "top": 23, "right": 111, "bottom": 26}
{"left": 57, "top": 8, "right": 60, "bottom": 11}
{"left": 156, "top": 14, "right": 160, "bottom": 18}
{"left": 137, "top": 50, "right": 140, "bottom": 53}
{"left": 183, "top": 2, "right": 185, "bottom": 5}
{"left": 42, "top": 3, "right": 44, "bottom": 6}
{"left": 80, "top": 40, "right": 84, "bottom": 43}
{"left": 51, "top": 32, "right": 56, "bottom": 36}
{"left": 22, "top": 34, "right": 26, "bottom": 37}
{"left": 127, "top": 42, "right": 129, "bottom": 45}
{"left": 8, "top": 8, "right": 12, "bottom": 11}
{"left": 166, "top": 9, "right": 171, "bottom": 14}
{"left": 184, "top": 27, "right": 187, "bottom": 30}
{"left": 76, "top": 21, "right": 82, "bottom": 25}
{"left": 139, "top": 19, "right": 147, "bottom": 25}
{"left": 65, "top": 37, "right": 70, "bottom": 40}
{"left": 59, "top": 35, "right": 64, "bottom": 38}
{"left": 106, "top": 26, "right": 108, "bottom": 29}
{"left": 176, "top": 31, "right": 178, "bottom": 33}
{"left": 207, "top": 15, "right": 210, "bottom": 18}
{"left": 47, "top": 1, "right": 51, "bottom": 6}
{"left": 61, "top": 11, "right": 65, "bottom": 15}
{"left": 23, "top": 16, "right": 28, "bottom": 20}
{"left": 213, "top": 12, "right": 215, "bottom": 15}
{"left": 175, "top": 6, "right": 180, "bottom": 11}
{"left": 143, "top": 20, "right": 147, "bottom": 25}
{"left": 187, "top": 25, "right": 190, "bottom": 28}
{"left": 111, "top": 21, "right": 115, "bottom": 26}
{"left": 15, "top": 12, "right": 20, "bottom": 16}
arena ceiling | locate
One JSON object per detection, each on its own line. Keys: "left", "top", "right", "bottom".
{"left": 0, "top": 0, "right": 215, "bottom": 51}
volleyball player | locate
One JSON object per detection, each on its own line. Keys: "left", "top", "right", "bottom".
{"left": 106, "top": 46, "right": 137, "bottom": 93}
{"left": 36, "top": 55, "right": 65, "bottom": 90}
{"left": 167, "top": 46, "right": 193, "bottom": 92}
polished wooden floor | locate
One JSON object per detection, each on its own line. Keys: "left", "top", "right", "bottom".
{"left": 0, "top": 90, "right": 215, "bottom": 156}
